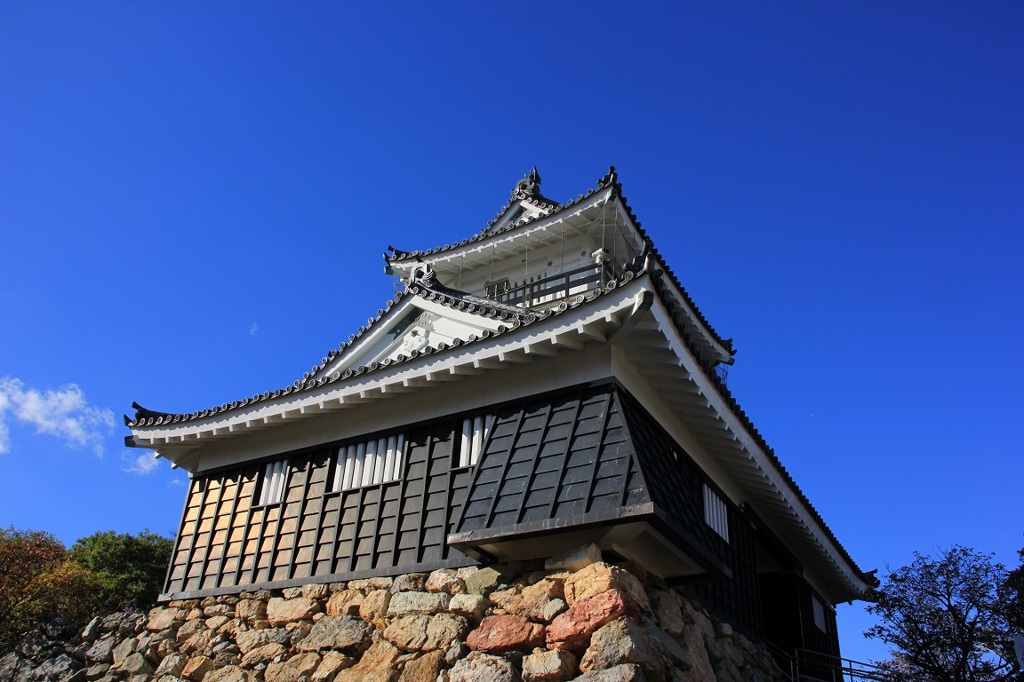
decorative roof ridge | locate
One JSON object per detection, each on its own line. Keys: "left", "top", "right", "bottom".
{"left": 386, "top": 167, "right": 619, "bottom": 264}
{"left": 647, "top": 274, "right": 874, "bottom": 588}
{"left": 127, "top": 260, "right": 649, "bottom": 429}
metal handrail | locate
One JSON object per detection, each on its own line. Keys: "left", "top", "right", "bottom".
{"left": 792, "top": 649, "right": 936, "bottom": 682}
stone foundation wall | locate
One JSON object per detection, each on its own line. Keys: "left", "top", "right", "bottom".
{"left": 1, "top": 553, "right": 787, "bottom": 682}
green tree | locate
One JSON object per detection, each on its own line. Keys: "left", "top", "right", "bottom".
{"left": 67, "top": 530, "right": 174, "bottom": 611}
{"left": 866, "top": 546, "right": 1020, "bottom": 682}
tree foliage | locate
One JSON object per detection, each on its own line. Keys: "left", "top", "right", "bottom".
{"left": 866, "top": 545, "right": 1021, "bottom": 682}
{"left": 68, "top": 530, "right": 173, "bottom": 611}
{"left": 1006, "top": 546, "right": 1024, "bottom": 633}
{"left": 0, "top": 528, "right": 67, "bottom": 652}
{"left": 0, "top": 527, "right": 173, "bottom": 654}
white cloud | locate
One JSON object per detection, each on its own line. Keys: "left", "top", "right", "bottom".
{"left": 0, "top": 377, "right": 115, "bottom": 456}
{"left": 249, "top": 322, "right": 259, "bottom": 336}
{"left": 123, "top": 450, "right": 161, "bottom": 475}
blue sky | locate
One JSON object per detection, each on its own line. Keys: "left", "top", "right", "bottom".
{"left": 1, "top": 1, "right": 1021, "bottom": 665}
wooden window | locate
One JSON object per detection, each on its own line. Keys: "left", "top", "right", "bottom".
{"left": 812, "top": 594, "right": 828, "bottom": 632}
{"left": 457, "top": 414, "right": 495, "bottom": 467}
{"left": 702, "top": 483, "right": 730, "bottom": 542}
{"left": 484, "top": 279, "right": 509, "bottom": 299}
{"left": 334, "top": 433, "right": 405, "bottom": 491}
{"left": 258, "top": 459, "right": 288, "bottom": 505}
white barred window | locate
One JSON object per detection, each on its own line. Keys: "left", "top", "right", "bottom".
{"left": 702, "top": 483, "right": 730, "bottom": 542}
{"left": 258, "top": 459, "right": 289, "bottom": 505}
{"left": 333, "top": 433, "right": 405, "bottom": 491}
{"left": 458, "top": 414, "right": 495, "bottom": 467}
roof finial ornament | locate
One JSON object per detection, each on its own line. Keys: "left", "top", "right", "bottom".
{"left": 512, "top": 166, "right": 542, "bottom": 200}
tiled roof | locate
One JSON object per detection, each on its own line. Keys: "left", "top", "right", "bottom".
{"left": 125, "top": 256, "right": 873, "bottom": 591}
{"left": 386, "top": 168, "right": 734, "bottom": 358}
{"left": 386, "top": 167, "right": 618, "bottom": 263}
{"left": 125, "top": 259, "right": 650, "bottom": 428}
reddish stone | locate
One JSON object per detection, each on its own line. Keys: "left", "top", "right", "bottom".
{"left": 466, "top": 614, "right": 546, "bottom": 654}
{"left": 545, "top": 589, "right": 639, "bottom": 651}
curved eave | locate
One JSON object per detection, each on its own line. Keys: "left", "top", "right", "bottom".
{"left": 625, "top": 289, "right": 873, "bottom": 603}
{"left": 386, "top": 168, "right": 619, "bottom": 268}
{"left": 126, "top": 273, "right": 650, "bottom": 471}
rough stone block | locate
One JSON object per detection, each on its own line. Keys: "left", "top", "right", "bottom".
{"left": 466, "top": 614, "right": 546, "bottom": 654}
{"left": 267, "top": 597, "right": 321, "bottom": 625}
{"left": 383, "top": 613, "right": 469, "bottom": 652}
{"left": 387, "top": 590, "right": 450, "bottom": 616}
{"left": 447, "top": 650, "right": 518, "bottom": 682}
{"left": 296, "top": 615, "right": 374, "bottom": 653}
{"left": 522, "top": 647, "right": 578, "bottom": 681}
{"left": 547, "top": 589, "right": 639, "bottom": 651}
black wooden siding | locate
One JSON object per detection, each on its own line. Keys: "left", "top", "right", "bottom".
{"left": 166, "top": 381, "right": 762, "bottom": 643}
{"left": 164, "top": 419, "right": 478, "bottom": 599}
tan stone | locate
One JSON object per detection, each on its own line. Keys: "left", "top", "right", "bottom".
{"left": 346, "top": 576, "right": 393, "bottom": 591}
{"left": 268, "top": 596, "right": 322, "bottom": 625}
{"left": 265, "top": 652, "right": 322, "bottom": 682}
{"left": 177, "top": 618, "right": 208, "bottom": 643}
{"left": 652, "top": 589, "right": 684, "bottom": 636}
{"left": 147, "top": 607, "right": 186, "bottom": 632}
{"left": 240, "top": 642, "right": 286, "bottom": 667}
{"left": 120, "top": 652, "right": 155, "bottom": 675}
{"left": 390, "top": 573, "right": 427, "bottom": 593}
{"left": 398, "top": 649, "right": 445, "bottom": 682}
{"left": 326, "top": 590, "right": 363, "bottom": 617}
{"left": 383, "top": 613, "right": 469, "bottom": 652}
{"left": 490, "top": 579, "right": 565, "bottom": 623}
{"left": 311, "top": 650, "right": 356, "bottom": 681}
{"left": 235, "top": 599, "right": 268, "bottom": 621}
{"left": 111, "top": 637, "right": 137, "bottom": 667}
{"left": 564, "top": 563, "right": 650, "bottom": 613}
{"left": 206, "top": 615, "right": 231, "bottom": 631}
{"left": 154, "top": 653, "right": 188, "bottom": 677}
{"left": 522, "top": 648, "right": 578, "bottom": 682}
{"left": 387, "top": 590, "right": 450, "bottom": 616}
{"left": 676, "top": 618, "right": 716, "bottom": 682}
{"left": 236, "top": 627, "right": 291, "bottom": 654}
{"left": 297, "top": 615, "right": 374, "bottom": 653}
{"left": 180, "top": 629, "right": 217, "bottom": 656}
{"left": 181, "top": 654, "right": 215, "bottom": 681}
{"left": 205, "top": 665, "right": 251, "bottom": 682}
{"left": 334, "top": 638, "right": 402, "bottom": 682}
{"left": 574, "top": 663, "right": 646, "bottom": 681}
{"left": 448, "top": 650, "right": 517, "bottom": 682}
{"left": 449, "top": 594, "right": 489, "bottom": 623}
{"left": 187, "top": 608, "right": 205, "bottom": 621}
{"left": 458, "top": 566, "right": 504, "bottom": 595}
{"left": 302, "top": 583, "right": 330, "bottom": 600}
{"left": 203, "top": 603, "right": 235, "bottom": 618}
{"left": 579, "top": 617, "right": 690, "bottom": 682}
{"left": 425, "top": 569, "right": 466, "bottom": 595}
{"left": 358, "top": 589, "right": 391, "bottom": 625}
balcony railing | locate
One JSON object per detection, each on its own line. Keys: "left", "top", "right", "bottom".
{"left": 783, "top": 649, "right": 936, "bottom": 682}
{"left": 489, "top": 261, "right": 616, "bottom": 308}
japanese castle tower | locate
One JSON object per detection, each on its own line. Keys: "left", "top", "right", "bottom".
{"left": 126, "top": 168, "right": 875, "bottom": 659}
